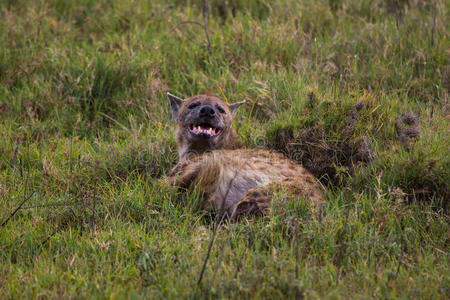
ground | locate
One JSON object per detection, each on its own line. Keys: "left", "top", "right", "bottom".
{"left": 0, "top": 0, "right": 448, "bottom": 298}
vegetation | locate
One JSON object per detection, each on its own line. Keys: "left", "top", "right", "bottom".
{"left": 0, "top": 0, "right": 448, "bottom": 298}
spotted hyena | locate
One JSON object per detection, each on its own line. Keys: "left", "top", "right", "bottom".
{"left": 165, "top": 93, "right": 324, "bottom": 220}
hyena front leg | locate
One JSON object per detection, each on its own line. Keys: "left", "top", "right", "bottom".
{"left": 165, "top": 156, "right": 221, "bottom": 194}
{"left": 165, "top": 159, "right": 202, "bottom": 188}
{"left": 165, "top": 156, "right": 221, "bottom": 211}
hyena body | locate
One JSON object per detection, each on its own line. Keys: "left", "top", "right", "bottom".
{"left": 165, "top": 93, "right": 324, "bottom": 220}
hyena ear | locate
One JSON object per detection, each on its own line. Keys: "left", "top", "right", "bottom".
{"left": 229, "top": 101, "right": 245, "bottom": 116}
{"left": 167, "top": 92, "right": 185, "bottom": 123}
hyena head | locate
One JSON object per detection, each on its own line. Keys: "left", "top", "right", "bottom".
{"left": 167, "top": 93, "right": 244, "bottom": 160}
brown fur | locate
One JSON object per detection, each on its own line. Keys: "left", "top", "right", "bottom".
{"left": 165, "top": 93, "right": 325, "bottom": 220}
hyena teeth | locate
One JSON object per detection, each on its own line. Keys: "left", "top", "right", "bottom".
{"left": 189, "top": 123, "right": 219, "bottom": 136}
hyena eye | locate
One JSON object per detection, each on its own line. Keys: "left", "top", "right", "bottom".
{"left": 188, "top": 102, "right": 200, "bottom": 109}
{"left": 217, "top": 106, "right": 226, "bottom": 114}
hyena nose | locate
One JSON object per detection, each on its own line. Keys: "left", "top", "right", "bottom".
{"left": 199, "top": 105, "right": 216, "bottom": 118}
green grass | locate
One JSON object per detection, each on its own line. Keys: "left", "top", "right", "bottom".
{"left": 0, "top": 0, "right": 448, "bottom": 298}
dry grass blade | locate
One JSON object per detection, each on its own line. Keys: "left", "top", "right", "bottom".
{"left": 2, "top": 134, "right": 33, "bottom": 228}
{"left": 197, "top": 212, "right": 227, "bottom": 288}
{"left": 21, "top": 202, "right": 84, "bottom": 210}
{"left": 197, "top": 166, "right": 241, "bottom": 288}
{"left": 1, "top": 191, "right": 35, "bottom": 228}
{"left": 171, "top": 0, "right": 211, "bottom": 51}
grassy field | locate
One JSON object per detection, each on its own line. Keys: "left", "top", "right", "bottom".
{"left": 0, "top": 0, "right": 448, "bottom": 298}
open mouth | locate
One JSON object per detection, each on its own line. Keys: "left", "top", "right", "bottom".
{"left": 188, "top": 124, "right": 222, "bottom": 137}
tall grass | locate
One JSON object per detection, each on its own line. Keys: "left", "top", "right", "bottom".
{"left": 0, "top": 0, "right": 448, "bottom": 298}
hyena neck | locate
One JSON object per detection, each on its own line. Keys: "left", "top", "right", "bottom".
{"left": 176, "top": 129, "right": 241, "bottom": 161}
